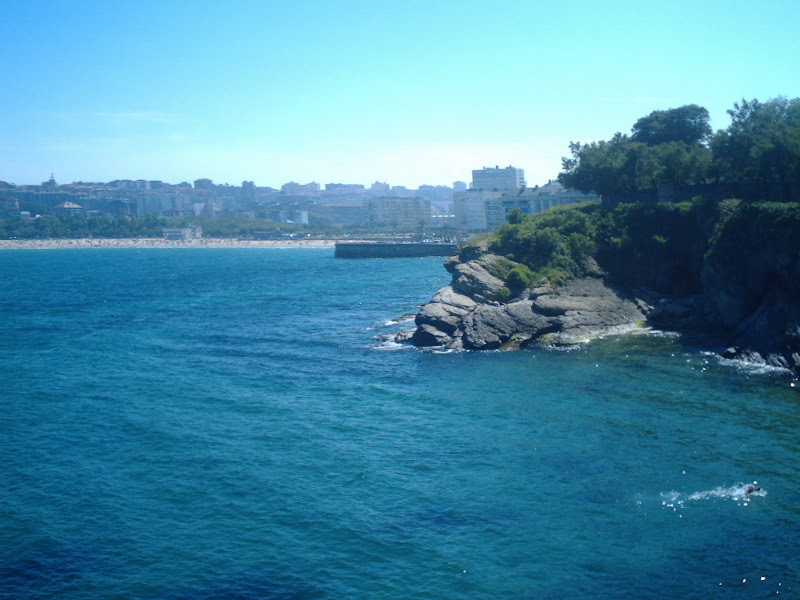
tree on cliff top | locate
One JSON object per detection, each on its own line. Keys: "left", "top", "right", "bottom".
{"left": 631, "top": 104, "right": 712, "bottom": 146}
{"left": 559, "top": 104, "right": 713, "bottom": 196}
{"left": 559, "top": 131, "right": 711, "bottom": 196}
{"left": 711, "top": 97, "right": 800, "bottom": 184}
{"left": 560, "top": 97, "right": 800, "bottom": 197}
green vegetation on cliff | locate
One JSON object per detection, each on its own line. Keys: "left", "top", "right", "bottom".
{"left": 483, "top": 196, "right": 800, "bottom": 303}
{"left": 482, "top": 96, "right": 800, "bottom": 292}
{"left": 488, "top": 203, "right": 598, "bottom": 285}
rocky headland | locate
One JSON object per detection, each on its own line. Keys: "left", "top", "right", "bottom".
{"left": 396, "top": 200, "right": 800, "bottom": 377}
{"left": 407, "top": 245, "right": 648, "bottom": 351}
{"left": 402, "top": 241, "right": 649, "bottom": 351}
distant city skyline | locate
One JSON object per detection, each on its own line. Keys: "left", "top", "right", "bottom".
{"left": 2, "top": 1, "right": 798, "bottom": 189}
{"left": 5, "top": 173, "right": 476, "bottom": 191}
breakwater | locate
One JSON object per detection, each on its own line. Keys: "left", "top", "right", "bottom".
{"left": 334, "top": 242, "right": 457, "bottom": 258}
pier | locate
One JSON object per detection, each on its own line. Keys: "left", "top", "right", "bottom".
{"left": 334, "top": 242, "right": 458, "bottom": 259}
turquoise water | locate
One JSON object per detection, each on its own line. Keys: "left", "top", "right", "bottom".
{"left": 1, "top": 248, "right": 798, "bottom": 599}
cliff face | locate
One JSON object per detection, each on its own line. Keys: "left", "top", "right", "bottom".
{"left": 699, "top": 202, "right": 800, "bottom": 370}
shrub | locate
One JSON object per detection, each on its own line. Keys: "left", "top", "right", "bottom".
{"left": 506, "top": 264, "right": 532, "bottom": 290}
{"left": 495, "top": 287, "right": 511, "bottom": 302}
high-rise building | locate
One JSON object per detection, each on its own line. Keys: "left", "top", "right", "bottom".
{"left": 471, "top": 166, "right": 525, "bottom": 190}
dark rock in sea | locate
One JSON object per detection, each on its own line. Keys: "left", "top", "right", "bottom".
{"left": 394, "top": 329, "right": 416, "bottom": 343}
{"left": 722, "top": 346, "right": 740, "bottom": 359}
{"left": 411, "top": 323, "right": 458, "bottom": 347}
{"left": 387, "top": 312, "right": 418, "bottom": 324}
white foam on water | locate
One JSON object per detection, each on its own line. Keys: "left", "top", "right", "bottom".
{"left": 383, "top": 315, "right": 415, "bottom": 327}
{"left": 373, "top": 340, "right": 410, "bottom": 351}
{"left": 715, "top": 356, "right": 791, "bottom": 375}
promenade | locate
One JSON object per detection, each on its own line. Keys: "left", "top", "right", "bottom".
{"left": 0, "top": 238, "right": 339, "bottom": 249}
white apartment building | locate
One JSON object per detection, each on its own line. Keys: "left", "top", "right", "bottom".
{"left": 453, "top": 189, "right": 503, "bottom": 230}
{"left": 471, "top": 165, "right": 526, "bottom": 190}
{"left": 459, "top": 181, "right": 601, "bottom": 231}
{"left": 484, "top": 182, "right": 601, "bottom": 229}
{"left": 518, "top": 181, "right": 600, "bottom": 213}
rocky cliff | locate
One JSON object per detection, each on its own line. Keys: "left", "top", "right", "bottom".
{"left": 403, "top": 200, "right": 800, "bottom": 375}
{"left": 700, "top": 202, "right": 800, "bottom": 371}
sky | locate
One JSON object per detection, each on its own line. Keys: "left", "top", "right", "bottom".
{"left": 1, "top": 0, "right": 799, "bottom": 189}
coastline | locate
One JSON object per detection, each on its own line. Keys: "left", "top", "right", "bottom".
{"left": 0, "top": 238, "right": 340, "bottom": 249}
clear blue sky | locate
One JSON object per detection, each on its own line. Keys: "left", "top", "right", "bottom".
{"left": 2, "top": 0, "right": 798, "bottom": 189}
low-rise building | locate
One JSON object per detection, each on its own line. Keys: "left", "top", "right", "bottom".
{"left": 311, "top": 203, "right": 363, "bottom": 226}
{"left": 53, "top": 201, "right": 84, "bottom": 217}
{"left": 281, "top": 181, "right": 320, "bottom": 194}
{"left": 514, "top": 181, "right": 600, "bottom": 214}
{"left": 163, "top": 226, "right": 202, "bottom": 241}
{"left": 484, "top": 195, "right": 532, "bottom": 230}
{"left": 363, "top": 197, "right": 431, "bottom": 231}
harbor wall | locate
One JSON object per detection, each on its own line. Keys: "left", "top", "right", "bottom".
{"left": 335, "top": 242, "right": 458, "bottom": 259}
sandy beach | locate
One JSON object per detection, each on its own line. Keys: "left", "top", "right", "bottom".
{"left": 0, "top": 238, "right": 342, "bottom": 249}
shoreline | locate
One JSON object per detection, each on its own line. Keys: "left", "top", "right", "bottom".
{"left": 0, "top": 238, "right": 341, "bottom": 249}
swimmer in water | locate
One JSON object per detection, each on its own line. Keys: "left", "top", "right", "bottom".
{"left": 743, "top": 483, "right": 760, "bottom": 495}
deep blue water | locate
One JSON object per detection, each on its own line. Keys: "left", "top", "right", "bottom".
{"left": 1, "top": 248, "right": 798, "bottom": 599}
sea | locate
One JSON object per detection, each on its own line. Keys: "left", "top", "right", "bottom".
{"left": 1, "top": 247, "right": 798, "bottom": 599}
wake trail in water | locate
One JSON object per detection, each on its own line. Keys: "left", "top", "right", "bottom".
{"left": 661, "top": 482, "right": 765, "bottom": 507}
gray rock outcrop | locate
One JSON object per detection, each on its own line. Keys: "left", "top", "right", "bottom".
{"left": 450, "top": 254, "right": 509, "bottom": 303}
{"left": 408, "top": 251, "right": 649, "bottom": 351}
{"left": 462, "top": 301, "right": 554, "bottom": 349}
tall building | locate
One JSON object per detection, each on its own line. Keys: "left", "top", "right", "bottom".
{"left": 453, "top": 181, "right": 468, "bottom": 192}
{"left": 471, "top": 165, "right": 525, "bottom": 190}
{"left": 241, "top": 181, "right": 257, "bottom": 207}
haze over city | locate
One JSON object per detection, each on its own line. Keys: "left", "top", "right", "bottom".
{"left": 2, "top": 0, "right": 798, "bottom": 188}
